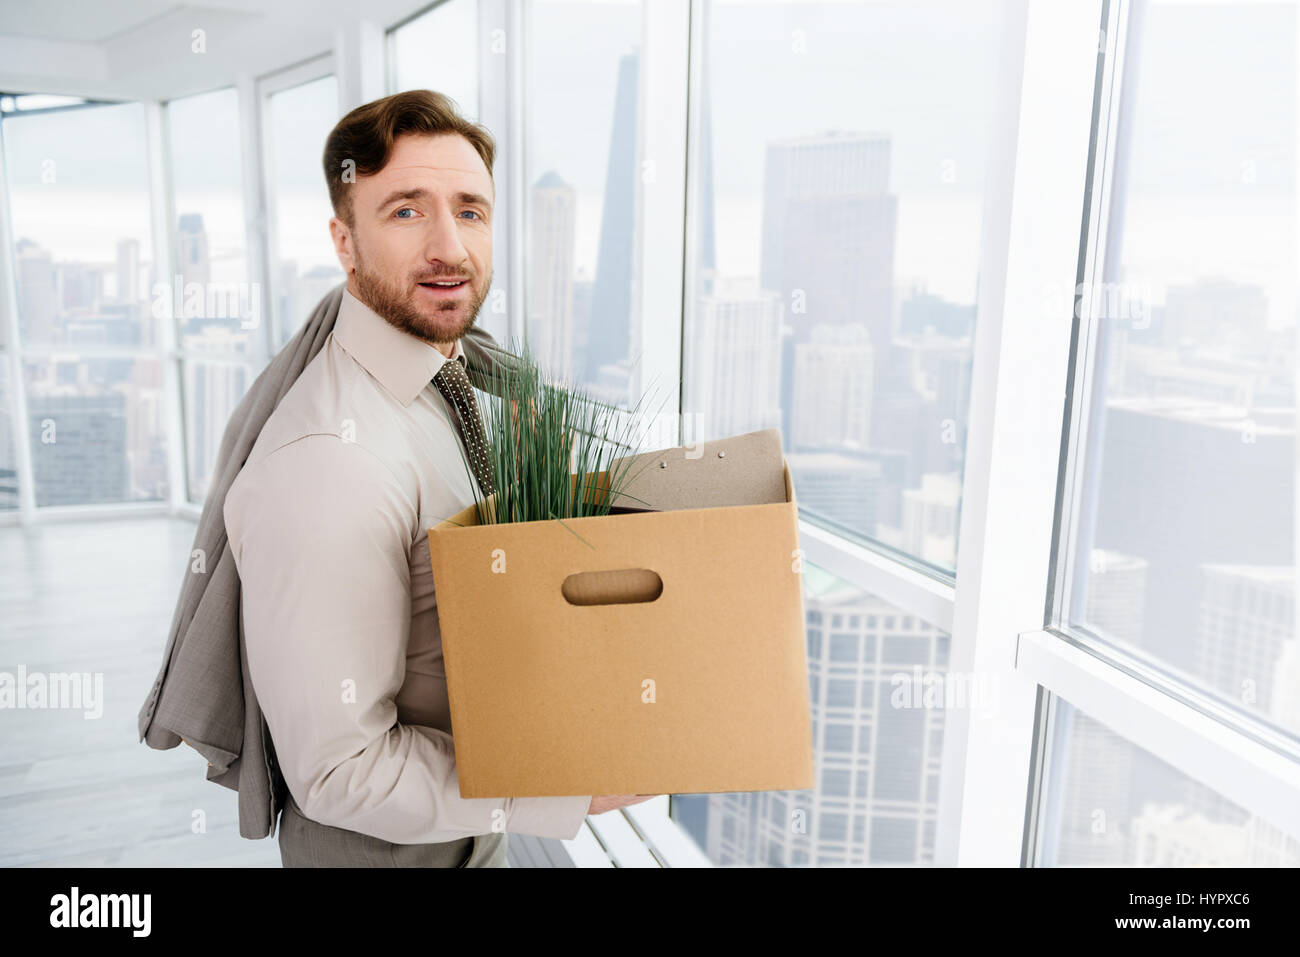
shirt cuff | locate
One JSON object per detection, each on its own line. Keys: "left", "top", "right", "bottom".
{"left": 504, "top": 794, "right": 591, "bottom": 840}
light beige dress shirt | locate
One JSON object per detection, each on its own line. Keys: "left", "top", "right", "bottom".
{"left": 224, "top": 289, "right": 592, "bottom": 844}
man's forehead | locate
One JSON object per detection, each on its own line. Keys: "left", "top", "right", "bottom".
{"left": 381, "top": 159, "right": 491, "bottom": 180}
{"left": 375, "top": 135, "right": 489, "bottom": 181}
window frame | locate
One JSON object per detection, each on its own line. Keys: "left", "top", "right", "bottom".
{"left": 0, "top": 95, "right": 183, "bottom": 519}
{"left": 1016, "top": 0, "right": 1300, "bottom": 860}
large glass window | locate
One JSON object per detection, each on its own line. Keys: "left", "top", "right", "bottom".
{"left": 2, "top": 100, "right": 169, "bottom": 505}
{"left": 0, "top": 362, "right": 17, "bottom": 509}
{"left": 265, "top": 73, "right": 343, "bottom": 348}
{"left": 1062, "top": 1, "right": 1297, "bottom": 740}
{"left": 1040, "top": 702, "right": 1300, "bottom": 866}
{"left": 166, "top": 87, "right": 256, "bottom": 503}
{"left": 166, "top": 87, "right": 254, "bottom": 354}
{"left": 389, "top": 0, "right": 481, "bottom": 117}
{"left": 4, "top": 102, "right": 156, "bottom": 349}
{"left": 672, "top": 562, "right": 956, "bottom": 866}
{"left": 181, "top": 361, "right": 248, "bottom": 502}
{"left": 682, "top": 0, "right": 1006, "bottom": 574}
{"left": 23, "top": 357, "right": 168, "bottom": 505}
{"left": 523, "top": 0, "right": 642, "bottom": 404}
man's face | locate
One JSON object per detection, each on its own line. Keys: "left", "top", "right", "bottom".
{"left": 330, "top": 132, "right": 493, "bottom": 349}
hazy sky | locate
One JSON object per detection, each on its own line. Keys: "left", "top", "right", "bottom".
{"left": 1, "top": 0, "right": 1294, "bottom": 316}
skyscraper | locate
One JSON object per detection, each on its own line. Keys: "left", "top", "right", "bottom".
{"left": 678, "top": 566, "right": 949, "bottom": 866}
{"left": 116, "top": 238, "right": 141, "bottom": 304}
{"left": 177, "top": 213, "right": 211, "bottom": 287}
{"left": 14, "top": 238, "right": 57, "bottom": 345}
{"left": 757, "top": 131, "right": 898, "bottom": 449}
{"left": 791, "top": 322, "right": 873, "bottom": 450}
{"left": 528, "top": 171, "right": 577, "bottom": 382}
{"left": 683, "top": 276, "right": 782, "bottom": 442}
{"left": 584, "top": 51, "right": 639, "bottom": 391}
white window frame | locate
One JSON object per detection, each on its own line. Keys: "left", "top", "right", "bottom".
{"left": 255, "top": 54, "right": 337, "bottom": 353}
{"left": 1018, "top": 0, "right": 1300, "bottom": 857}
{"left": 0, "top": 97, "right": 183, "bottom": 524}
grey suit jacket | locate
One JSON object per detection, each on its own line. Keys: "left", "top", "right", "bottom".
{"left": 137, "top": 282, "right": 522, "bottom": 839}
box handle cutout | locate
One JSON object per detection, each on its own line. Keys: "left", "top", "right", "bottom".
{"left": 561, "top": 568, "right": 663, "bottom": 606}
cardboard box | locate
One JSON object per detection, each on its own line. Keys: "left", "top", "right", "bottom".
{"left": 426, "top": 429, "right": 815, "bottom": 798}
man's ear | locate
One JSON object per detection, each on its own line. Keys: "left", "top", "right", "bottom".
{"left": 329, "top": 215, "right": 356, "bottom": 275}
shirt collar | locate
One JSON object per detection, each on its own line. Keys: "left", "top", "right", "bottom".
{"left": 333, "top": 287, "right": 466, "bottom": 406}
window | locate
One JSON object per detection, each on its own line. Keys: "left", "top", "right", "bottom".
{"left": 5, "top": 102, "right": 156, "bottom": 349}
{"left": 166, "top": 86, "right": 256, "bottom": 503}
{"left": 683, "top": 0, "right": 1007, "bottom": 573}
{"left": 671, "top": 562, "right": 954, "bottom": 866}
{"left": 1058, "top": 0, "right": 1298, "bottom": 742}
{"left": 523, "top": 0, "right": 642, "bottom": 403}
{"left": 0, "top": 363, "right": 17, "bottom": 509}
{"left": 3, "top": 100, "right": 170, "bottom": 505}
{"left": 1039, "top": 702, "right": 1300, "bottom": 866}
{"left": 181, "top": 361, "right": 248, "bottom": 503}
{"left": 23, "top": 357, "right": 167, "bottom": 505}
{"left": 389, "top": 0, "right": 481, "bottom": 117}
{"left": 166, "top": 87, "right": 253, "bottom": 355}
{"left": 264, "top": 72, "right": 343, "bottom": 348}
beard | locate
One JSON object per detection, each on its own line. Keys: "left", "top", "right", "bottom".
{"left": 352, "top": 240, "right": 491, "bottom": 346}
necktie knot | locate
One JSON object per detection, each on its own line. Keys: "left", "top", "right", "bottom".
{"left": 433, "top": 356, "right": 496, "bottom": 499}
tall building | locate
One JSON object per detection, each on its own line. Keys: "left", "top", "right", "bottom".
{"left": 58, "top": 261, "right": 103, "bottom": 314}
{"left": 758, "top": 131, "right": 898, "bottom": 451}
{"left": 785, "top": 451, "right": 882, "bottom": 536}
{"left": 1195, "top": 565, "right": 1292, "bottom": 719}
{"left": 1084, "top": 550, "right": 1148, "bottom": 642}
{"left": 15, "top": 238, "right": 57, "bottom": 344}
{"left": 583, "top": 50, "right": 639, "bottom": 389}
{"left": 177, "top": 213, "right": 211, "bottom": 287}
{"left": 186, "top": 363, "right": 247, "bottom": 500}
{"left": 677, "top": 565, "right": 948, "bottom": 866}
{"left": 683, "top": 277, "right": 783, "bottom": 442}
{"left": 1130, "top": 803, "right": 1300, "bottom": 866}
{"left": 1092, "top": 398, "right": 1293, "bottom": 674}
{"left": 899, "top": 473, "right": 960, "bottom": 568}
{"left": 116, "top": 238, "right": 141, "bottom": 303}
{"left": 26, "top": 390, "right": 129, "bottom": 505}
{"left": 528, "top": 171, "right": 577, "bottom": 382}
{"left": 1130, "top": 805, "right": 1252, "bottom": 866}
{"left": 791, "top": 323, "right": 873, "bottom": 451}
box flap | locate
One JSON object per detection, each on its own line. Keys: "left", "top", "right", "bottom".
{"left": 606, "top": 428, "right": 787, "bottom": 511}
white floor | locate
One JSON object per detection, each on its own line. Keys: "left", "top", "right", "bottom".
{"left": 0, "top": 516, "right": 281, "bottom": 866}
{"left": 0, "top": 515, "right": 578, "bottom": 867}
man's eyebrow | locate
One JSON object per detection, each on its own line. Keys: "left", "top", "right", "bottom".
{"left": 375, "top": 187, "right": 493, "bottom": 213}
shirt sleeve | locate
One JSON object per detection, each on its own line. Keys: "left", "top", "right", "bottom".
{"left": 224, "top": 433, "right": 591, "bottom": 844}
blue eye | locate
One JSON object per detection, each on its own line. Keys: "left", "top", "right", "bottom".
{"left": 395, "top": 208, "right": 415, "bottom": 219}
{"left": 459, "top": 210, "right": 480, "bottom": 220}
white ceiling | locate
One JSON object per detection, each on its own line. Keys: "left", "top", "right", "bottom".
{"left": 0, "top": 0, "right": 426, "bottom": 101}
{"left": 0, "top": 0, "right": 183, "bottom": 44}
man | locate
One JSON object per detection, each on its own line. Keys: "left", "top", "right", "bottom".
{"left": 224, "top": 90, "right": 653, "bottom": 868}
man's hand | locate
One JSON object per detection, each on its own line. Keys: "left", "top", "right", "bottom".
{"left": 588, "top": 794, "right": 658, "bottom": 815}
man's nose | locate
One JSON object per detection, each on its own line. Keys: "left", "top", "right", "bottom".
{"left": 424, "top": 206, "right": 470, "bottom": 269}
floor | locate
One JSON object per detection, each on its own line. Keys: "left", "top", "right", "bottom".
{"left": 0, "top": 515, "right": 568, "bottom": 867}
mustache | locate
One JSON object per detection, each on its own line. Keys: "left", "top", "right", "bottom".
{"left": 413, "top": 267, "right": 474, "bottom": 281}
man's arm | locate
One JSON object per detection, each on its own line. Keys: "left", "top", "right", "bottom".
{"left": 224, "top": 432, "right": 590, "bottom": 844}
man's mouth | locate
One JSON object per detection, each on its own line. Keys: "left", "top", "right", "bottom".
{"left": 418, "top": 278, "right": 470, "bottom": 296}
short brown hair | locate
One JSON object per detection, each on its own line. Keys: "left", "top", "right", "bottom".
{"left": 322, "top": 89, "right": 495, "bottom": 226}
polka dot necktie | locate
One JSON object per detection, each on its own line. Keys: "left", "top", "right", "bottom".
{"left": 432, "top": 356, "right": 496, "bottom": 499}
